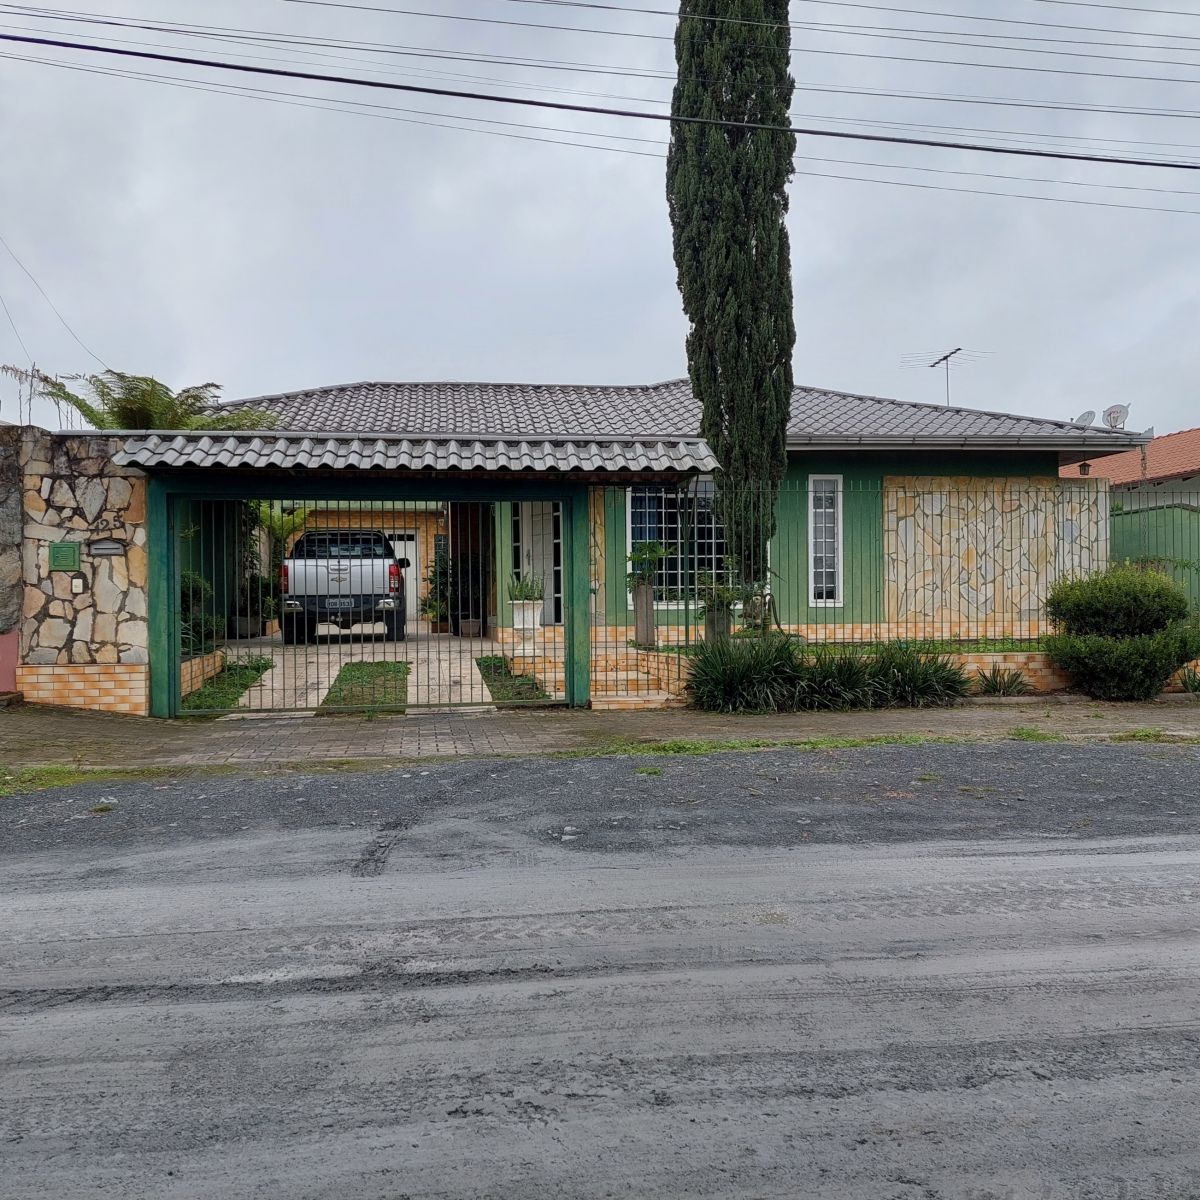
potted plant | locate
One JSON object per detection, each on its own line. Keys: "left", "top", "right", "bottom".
{"left": 509, "top": 572, "right": 545, "bottom": 635}
{"left": 627, "top": 540, "right": 668, "bottom": 650}
{"left": 696, "top": 568, "right": 740, "bottom": 644}
{"left": 423, "top": 544, "right": 452, "bottom": 634}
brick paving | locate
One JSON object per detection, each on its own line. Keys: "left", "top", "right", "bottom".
{"left": 1, "top": 697, "right": 1198, "bottom": 769}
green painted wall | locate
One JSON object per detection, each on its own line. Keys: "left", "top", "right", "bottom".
{"left": 603, "top": 450, "right": 1067, "bottom": 628}
{"left": 1112, "top": 499, "right": 1200, "bottom": 610}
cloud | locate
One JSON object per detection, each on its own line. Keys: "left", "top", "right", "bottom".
{"left": 0, "top": 0, "right": 1192, "bottom": 437}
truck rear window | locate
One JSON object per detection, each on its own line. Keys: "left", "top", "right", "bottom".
{"left": 291, "top": 532, "right": 393, "bottom": 559}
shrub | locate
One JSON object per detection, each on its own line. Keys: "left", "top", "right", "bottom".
{"left": 180, "top": 570, "right": 221, "bottom": 657}
{"left": 792, "top": 647, "right": 875, "bottom": 711}
{"left": 1180, "top": 665, "right": 1200, "bottom": 694}
{"left": 687, "top": 638, "right": 969, "bottom": 712}
{"left": 869, "top": 642, "right": 970, "bottom": 708}
{"left": 1045, "top": 565, "right": 1189, "bottom": 638}
{"left": 1045, "top": 626, "right": 1200, "bottom": 702}
{"left": 975, "top": 665, "right": 1031, "bottom": 697}
{"left": 687, "top": 634, "right": 798, "bottom": 713}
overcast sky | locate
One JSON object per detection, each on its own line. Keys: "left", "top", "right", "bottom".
{"left": 0, "top": 0, "right": 1195, "bottom": 436}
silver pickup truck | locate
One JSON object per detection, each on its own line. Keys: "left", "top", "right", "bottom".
{"left": 280, "top": 530, "right": 408, "bottom": 644}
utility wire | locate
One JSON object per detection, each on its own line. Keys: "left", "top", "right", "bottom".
{"left": 4, "top": 31, "right": 1200, "bottom": 172}
{"left": 1038, "top": 1, "right": 1200, "bottom": 16}
{"left": 0, "top": 287, "right": 33, "bottom": 366}
{"left": 8, "top": 47, "right": 1200, "bottom": 217}
{"left": 11, "top": 4, "right": 1200, "bottom": 129}
{"left": 500, "top": 0, "right": 1200, "bottom": 45}
{"left": 0, "top": 230, "right": 108, "bottom": 367}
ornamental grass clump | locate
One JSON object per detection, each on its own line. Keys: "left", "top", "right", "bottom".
{"left": 687, "top": 637, "right": 969, "bottom": 713}
{"left": 1044, "top": 565, "right": 1200, "bottom": 701}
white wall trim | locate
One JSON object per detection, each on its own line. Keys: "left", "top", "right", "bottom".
{"left": 808, "top": 474, "right": 845, "bottom": 609}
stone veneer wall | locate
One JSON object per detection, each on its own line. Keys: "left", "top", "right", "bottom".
{"left": 0, "top": 426, "right": 22, "bottom": 692}
{"left": 883, "top": 476, "right": 1108, "bottom": 637}
{"left": 14, "top": 429, "right": 151, "bottom": 716}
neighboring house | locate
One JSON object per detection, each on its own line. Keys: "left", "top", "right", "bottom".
{"left": 2, "top": 379, "right": 1150, "bottom": 716}
{"left": 1064, "top": 427, "right": 1200, "bottom": 607}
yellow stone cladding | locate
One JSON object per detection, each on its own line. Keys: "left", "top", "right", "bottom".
{"left": 883, "top": 476, "right": 1108, "bottom": 630}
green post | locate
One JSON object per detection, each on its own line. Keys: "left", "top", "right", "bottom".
{"left": 146, "top": 477, "right": 178, "bottom": 718}
{"left": 565, "top": 487, "right": 591, "bottom": 706}
{"left": 494, "top": 501, "right": 515, "bottom": 629}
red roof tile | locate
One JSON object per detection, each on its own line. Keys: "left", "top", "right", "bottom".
{"left": 1062, "top": 427, "right": 1200, "bottom": 485}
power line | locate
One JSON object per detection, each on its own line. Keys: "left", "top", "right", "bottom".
{"left": 275, "top": 0, "right": 1200, "bottom": 89}
{"left": 13, "top": 8, "right": 1200, "bottom": 158}
{"left": 501, "top": 0, "right": 1200, "bottom": 46}
{"left": 1037, "top": 1, "right": 1200, "bottom": 16}
{"left": 0, "top": 287, "right": 33, "bottom": 366}
{"left": 12, "top": 3, "right": 1200, "bottom": 132}
{"left": 490, "top": 0, "right": 1200, "bottom": 64}
{"left": 4, "top": 30, "right": 1200, "bottom": 173}
{"left": 8, "top": 46, "right": 1200, "bottom": 218}
{"left": 0, "top": 230, "right": 108, "bottom": 367}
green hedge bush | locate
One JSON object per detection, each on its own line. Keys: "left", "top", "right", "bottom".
{"left": 1044, "top": 566, "right": 1199, "bottom": 700}
{"left": 1045, "top": 565, "right": 1189, "bottom": 637}
{"left": 1046, "top": 626, "right": 1200, "bottom": 702}
{"left": 687, "top": 637, "right": 969, "bottom": 713}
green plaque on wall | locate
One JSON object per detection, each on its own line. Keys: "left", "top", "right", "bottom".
{"left": 48, "top": 542, "right": 81, "bottom": 572}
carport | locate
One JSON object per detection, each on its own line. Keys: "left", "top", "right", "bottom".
{"left": 115, "top": 431, "right": 709, "bottom": 718}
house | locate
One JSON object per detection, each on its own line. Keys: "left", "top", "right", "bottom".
{"left": 1063, "top": 427, "right": 1200, "bottom": 606}
{"left": 3, "top": 379, "right": 1149, "bottom": 716}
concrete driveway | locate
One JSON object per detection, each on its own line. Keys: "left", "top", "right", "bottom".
{"left": 229, "top": 620, "right": 499, "bottom": 711}
{"left": 3, "top": 742, "right": 1200, "bottom": 1198}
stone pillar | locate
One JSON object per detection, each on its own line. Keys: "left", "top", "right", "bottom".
{"left": 16, "top": 429, "right": 151, "bottom": 714}
{"left": 0, "top": 425, "right": 21, "bottom": 692}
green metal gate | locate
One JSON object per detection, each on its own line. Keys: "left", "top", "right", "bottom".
{"left": 147, "top": 476, "right": 591, "bottom": 717}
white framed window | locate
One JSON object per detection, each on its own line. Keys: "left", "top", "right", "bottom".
{"left": 808, "top": 475, "right": 843, "bottom": 607}
{"left": 627, "top": 482, "right": 729, "bottom": 604}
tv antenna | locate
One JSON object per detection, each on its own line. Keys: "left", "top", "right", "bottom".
{"left": 900, "top": 348, "right": 993, "bottom": 406}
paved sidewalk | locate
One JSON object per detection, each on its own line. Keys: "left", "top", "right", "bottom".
{"left": 1, "top": 697, "right": 1198, "bottom": 768}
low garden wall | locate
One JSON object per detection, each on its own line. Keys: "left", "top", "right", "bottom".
{"left": 181, "top": 650, "right": 226, "bottom": 698}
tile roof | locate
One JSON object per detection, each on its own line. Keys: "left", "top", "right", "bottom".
{"left": 112, "top": 432, "right": 718, "bottom": 475}
{"left": 1061, "top": 427, "right": 1200, "bottom": 485}
{"left": 215, "top": 379, "right": 1147, "bottom": 451}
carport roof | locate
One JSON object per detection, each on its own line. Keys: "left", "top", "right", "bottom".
{"left": 110, "top": 431, "right": 719, "bottom": 474}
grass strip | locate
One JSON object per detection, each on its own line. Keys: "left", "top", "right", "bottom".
{"left": 476, "top": 656, "right": 550, "bottom": 704}
{"left": 181, "top": 655, "right": 274, "bottom": 713}
{"left": 320, "top": 661, "right": 410, "bottom": 711}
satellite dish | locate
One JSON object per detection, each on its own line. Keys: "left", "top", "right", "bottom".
{"left": 1074, "top": 410, "right": 1096, "bottom": 427}
{"left": 1103, "top": 404, "right": 1130, "bottom": 430}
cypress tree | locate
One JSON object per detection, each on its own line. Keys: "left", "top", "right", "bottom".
{"left": 667, "top": 0, "right": 796, "bottom": 586}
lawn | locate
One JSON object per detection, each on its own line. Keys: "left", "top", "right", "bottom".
{"left": 320, "top": 661, "right": 410, "bottom": 711}
{"left": 181, "top": 656, "right": 274, "bottom": 713}
{"left": 476, "top": 656, "right": 550, "bottom": 704}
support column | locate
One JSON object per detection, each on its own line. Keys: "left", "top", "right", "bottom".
{"left": 147, "top": 477, "right": 176, "bottom": 718}
{"left": 564, "top": 487, "right": 591, "bottom": 707}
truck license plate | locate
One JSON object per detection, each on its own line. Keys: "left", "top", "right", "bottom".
{"left": 325, "top": 598, "right": 354, "bottom": 610}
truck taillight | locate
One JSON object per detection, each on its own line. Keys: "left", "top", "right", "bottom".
{"left": 280, "top": 563, "right": 289, "bottom": 594}
{"left": 389, "top": 562, "right": 401, "bottom": 593}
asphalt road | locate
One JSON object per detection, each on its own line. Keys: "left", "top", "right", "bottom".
{"left": 3, "top": 742, "right": 1200, "bottom": 1199}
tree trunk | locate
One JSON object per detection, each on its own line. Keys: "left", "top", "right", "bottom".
{"left": 633, "top": 582, "right": 657, "bottom": 649}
